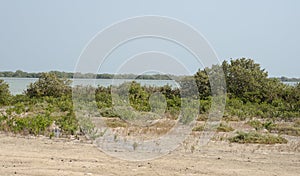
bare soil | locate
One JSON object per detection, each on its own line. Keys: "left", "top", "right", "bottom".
{"left": 0, "top": 132, "right": 299, "bottom": 176}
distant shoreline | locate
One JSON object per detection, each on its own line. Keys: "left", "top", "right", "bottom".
{"left": 0, "top": 70, "right": 183, "bottom": 80}
{"left": 0, "top": 70, "right": 299, "bottom": 81}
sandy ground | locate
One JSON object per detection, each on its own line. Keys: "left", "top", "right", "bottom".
{"left": 0, "top": 133, "right": 299, "bottom": 176}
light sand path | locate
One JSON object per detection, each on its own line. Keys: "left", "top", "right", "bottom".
{"left": 0, "top": 133, "right": 299, "bottom": 176}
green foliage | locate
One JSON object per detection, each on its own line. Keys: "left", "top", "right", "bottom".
{"left": 73, "top": 85, "right": 96, "bottom": 102}
{"left": 99, "top": 108, "right": 120, "bottom": 117}
{"left": 95, "top": 86, "right": 112, "bottom": 108}
{"left": 270, "top": 126, "right": 300, "bottom": 136}
{"left": 11, "top": 102, "right": 26, "bottom": 114}
{"left": 1, "top": 58, "right": 299, "bottom": 141}
{"left": 194, "top": 70, "right": 210, "bottom": 99}
{"left": 179, "top": 99, "right": 198, "bottom": 124}
{"left": 10, "top": 94, "right": 31, "bottom": 105}
{"left": 193, "top": 58, "right": 299, "bottom": 121}
{"left": 294, "top": 119, "right": 300, "bottom": 127}
{"left": 6, "top": 114, "right": 53, "bottom": 135}
{"left": 128, "top": 81, "right": 151, "bottom": 111}
{"left": 192, "top": 125, "right": 204, "bottom": 131}
{"left": 95, "top": 82, "right": 181, "bottom": 118}
{"left": 197, "top": 114, "right": 208, "bottom": 121}
{"left": 55, "top": 112, "right": 78, "bottom": 135}
{"left": 26, "top": 73, "right": 71, "bottom": 98}
{"left": 247, "top": 120, "right": 277, "bottom": 131}
{"left": 55, "top": 96, "right": 73, "bottom": 112}
{"left": 199, "top": 98, "right": 211, "bottom": 114}
{"left": 105, "top": 118, "right": 127, "bottom": 128}
{"left": 222, "top": 58, "right": 268, "bottom": 103}
{"left": 0, "top": 79, "right": 11, "bottom": 105}
{"left": 0, "top": 93, "right": 78, "bottom": 137}
{"left": 229, "top": 131, "right": 288, "bottom": 144}
{"left": 225, "top": 98, "right": 300, "bottom": 121}
{"left": 217, "top": 123, "right": 234, "bottom": 132}
{"left": 247, "top": 120, "right": 263, "bottom": 130}
{"left": 77, "top": 116, "right": 98, "bottom": 139}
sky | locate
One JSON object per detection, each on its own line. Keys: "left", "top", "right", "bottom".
{"left": 0, "top": 0, "right": 299, "bottom": 77}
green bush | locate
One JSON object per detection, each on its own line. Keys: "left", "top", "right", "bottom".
{"left": 247, "top": 120, "right": 263, "bottom": 130}
{"left": 55, "top": 112, "right": 78, "bottom": 135}
{"left": 10, "top": 94, "right": 31, "bottom": 105}
{"left": 199, "top": 98, "right": 211, "bottom": 114}
{"left": 229, "top": 131, "right": 287, "bottom": 144}
{"left": 192, "top": 125, "right": 204, "bottom": 131}
{"left": 99, "top": 107, "right": 120, "bottom": 117}
{"left": 270, "top": 126, "right": 300, "bottom": 136}
{"left": 0, "top": 79, "right": 11, "bottom": 105}
{"left": 26, "top": 73, "right": 71, "bottom": 98}
{"left": 129, "top": 82, "right": 151, "bottom": 111}
{"left": 12, "top": 102, "right": 26, "bottom": 114}
{"left": 217, "top": 123, "right": 234, "bottom": 132}
{"left": 6, "top": 114, "right": 53, "bottom": 135}
{"left": 247, "top": 120, "right": 276, "bottom": 131}
{"left": 294, "top": 119, "right": 300, "bottom": 127}
{"left": 95, "top": 86, "right": 112, "bottom": 104}
{"left": 105, "top": 118, "right": 127, "bottom": 128}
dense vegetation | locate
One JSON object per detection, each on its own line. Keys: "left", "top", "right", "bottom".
{"left": 0, "top": 58, "right": 299, "bottom": 144}
{"left": 195, "top": 59, "right": 300, "bottom": 120}
{"left": 0, "top": 79, "right": 10, "bottom": 105}
{"left": 0, "top": 73, "right": 77, "bottom": 137}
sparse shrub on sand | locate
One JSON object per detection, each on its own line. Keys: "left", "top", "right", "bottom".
{"left": 229, "top": 131, "right": 288, "bottom": 144}
{"left": 270, "top": 126, "right": 300, "bottom": 136}
{"left": 192, "top": 125, "right": 204, "bottom": 132}
{"left": 217, "top": 123, "right": 234, "bottom": 132}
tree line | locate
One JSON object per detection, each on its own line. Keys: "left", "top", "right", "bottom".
{"left": 1, "top": 69, "right": 298, "bottom": 82}
{"left": 277, "top": 76, "right": 300, "bottom": 82}
{"left": 0, "top": 70, "right": 175, "bottom": 80}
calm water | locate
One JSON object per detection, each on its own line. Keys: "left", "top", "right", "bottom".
{"left": 1, "top": 77, "right": 179, "bottom": 95}
{"left": 1, "top": 77, "right": 297, "bottom": 95}
{"left": 283, "top": 82, "right": 299, "bottom": 86}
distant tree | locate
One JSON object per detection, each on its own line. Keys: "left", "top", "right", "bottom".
{"left": 0, "top": 79, "right": 11, "bottom": 105}
{"left": 26, "top": 73, "right": 72, "bottom": 98}
{"left": 13, "top": 70, "right": 26, "bottom": 77}
{"left": 194, "top": 64, "right": 226, "bottom": 99}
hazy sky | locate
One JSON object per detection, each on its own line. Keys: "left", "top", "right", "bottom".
{"left": 0, "top": 0, "right": 299, "bottom": 77}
